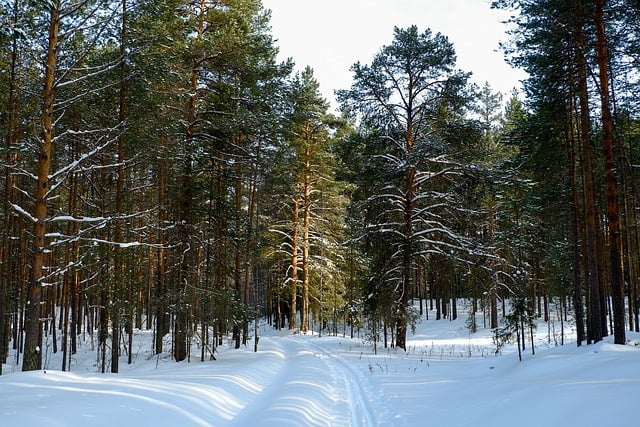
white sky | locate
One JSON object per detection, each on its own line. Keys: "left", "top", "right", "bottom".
{"left": 262, "top": 0, "right": 527, "bottom": 109}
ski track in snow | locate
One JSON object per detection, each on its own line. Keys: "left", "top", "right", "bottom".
{"left": 233, "top": 335, "right": 390, "bottom": 426}
{"left": 232, "top": 336, "right": 338, "bottom": 426}
{"left": 315, "top": 344, "right": 377, "bottom": 427}
{"left": 301, "top": 337, "right": 400, "bottom": 427}
{"left": 293, "top": 337, "right": 377, "bottom": 426}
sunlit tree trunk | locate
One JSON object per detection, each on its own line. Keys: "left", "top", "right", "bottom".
{"left": 23, "top": 1, "right": 61, "bottom": 372}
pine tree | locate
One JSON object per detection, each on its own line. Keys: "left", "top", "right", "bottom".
{"left": 22, "top": 0, "right": 62, "bottom": 372}
{"left": 338, "top": 26, "right": 479, "bottom": 350}
{"left": 595, "top": 0, "right": 625, "bottom": 344}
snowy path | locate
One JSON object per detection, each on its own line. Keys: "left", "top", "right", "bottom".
{"left": 233, "top": 335, "right": 391, "bottom": 426}
{"left": 1, "top": 334, "right": 393, "bottom": 427}
{"left": 300, "top": 337, "right": 399, "bottom": 426}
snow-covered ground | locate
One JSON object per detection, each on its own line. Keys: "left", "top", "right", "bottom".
{"left": 1, "top": 306, "right": 639, "bottom": 426}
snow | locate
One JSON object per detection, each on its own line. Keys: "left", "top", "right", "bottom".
{"left": 2, "top": 307, "right": 639, "bottom": 426}
{"left": 10, "top": 203, "right": 36, "bottom": 223}
{"left": 48, "top": 215, "right": 109, "bottom": 222}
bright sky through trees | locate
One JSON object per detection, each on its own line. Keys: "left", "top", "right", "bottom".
{"left": 263, "top": 0, "right": 527, "bottom": 109}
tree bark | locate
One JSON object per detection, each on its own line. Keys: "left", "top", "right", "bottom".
{"left": 155, "top": 144, "right": 168, "bottom": 355}
{"left": 301, "top": 141, "right": 312, "bottom": 333}
{"left": 487, "top": 197, "right": 499, "bottom": 329}
{"left": 234, "top": 142, "right": 244, "bottom": 348}
{"left": 174, "top": 0, "right": 207, "bottom": 362}
{"left": 594, "top": 0, "right": 625, "bottom": 344}
{"left": 397, "top": 166, "right": 415, "bottom": 350}
{"left": 574, "top": 0, "right": 603, "bottom": 343}
{"left": 566, "top": 104, "right": 585, "bottom": 345}
{"left": 23, "top": 1, "right": 60, "bottom": 372}
{"left": 1, "top": 0, "right": 23, "bottom": 375}
{"left": 111, "top": 0, "right": 128, "bottom": 374}
{"left": 289, "top": 194, "right": 299, "bottom": 329}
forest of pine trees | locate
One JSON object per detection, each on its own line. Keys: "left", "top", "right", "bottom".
{"left": 1, "top": 0, "right": 639, "bottom": 373}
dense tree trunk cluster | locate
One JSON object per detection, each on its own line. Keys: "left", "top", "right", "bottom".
{"left": 491, "top": 0, "right": 640, "bottom": 344}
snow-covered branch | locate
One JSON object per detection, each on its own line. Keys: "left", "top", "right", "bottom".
{"left": 47, "top": 135, "right": 115, "bottom": 196}
{"left": 10, "top": 203, "right": 36, "bottom": 223}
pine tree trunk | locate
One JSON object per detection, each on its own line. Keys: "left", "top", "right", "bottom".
{"left": 23, "top": 2, "right": 60, "bottom": 372}
{"left": 301, "top": 143, "right": 311, "bottom": 333}
{"left": 1, "top": 0, "right": 23, "bottom": 374}
{"left": 234, "top": 157, "right": 243, "bottom": 349}
{"left": 173, "top": 0, "right": 207, "bottom": 362}
{"left": 245, "top": 142, "right": 261, "bottom": 338}
{"left": 397, "top": 167, "right": 415, "bottom": 350}
{"left": 214, "top": 171, "right": 226, "bottom": 340}
{"left": 61, "top": 159, "right": 78, "bottom": 371}
{"left": 70, "top": 249, "right": 79, "bottom": 355}
{"left": 111, "top": 0, "right": 128, "bottom": 373}
{"left": 61, "top": 270, "right": 70, "bottom": 371}
{"left": 289, "top": 195, "right": 299, "bottom": 330}
{"left": 566, "top": 112, "right": 585, "bottom": 345}
{"left": 619, "top": 120, "right": 636, "bottom": 332}
{"left": 627, "top": 205, "right": 640, "bottom": 332}
{"left": 574, "top": 0, "right": 603, "bottom": 343}
{"left": 594, "top": 0, "right": 625, "bottom": 344}
{"left": 155, "top": 154, "right": 168, "bottom": 355}
{"left": 487, "top": 198, "right": 499, "bottom": 329}
{"left": 100, "top": 280, "right": 109, "bottom": 373}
